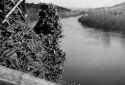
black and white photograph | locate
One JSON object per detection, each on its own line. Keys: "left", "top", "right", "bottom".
{"left": 0, "top": 0, "right": 125, "bottom": 85}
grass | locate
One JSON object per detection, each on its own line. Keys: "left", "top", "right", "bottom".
{"left": 78, "top": 3, "right": 125, "bottom": 32}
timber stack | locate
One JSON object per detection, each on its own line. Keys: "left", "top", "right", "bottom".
{"left": 0, "top": 0, "right": 65, "bottom": 85}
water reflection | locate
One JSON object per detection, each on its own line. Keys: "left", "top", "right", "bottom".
{"left": 61, "top": 16, "right": 125, "bottom": 85}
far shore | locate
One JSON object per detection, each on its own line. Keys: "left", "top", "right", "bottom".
{"left": 78, "top": 3, "right": 125, "bottom": 33}
{"left": 59, "top": 10, "right": 84, "bottom": 18}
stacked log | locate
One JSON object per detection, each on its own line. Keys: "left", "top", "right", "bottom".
{"left": 0, "top": 3, "right": 66, "bottom": 84}
{"left": 0, "top": 0, "right": 25, "bottom": 25}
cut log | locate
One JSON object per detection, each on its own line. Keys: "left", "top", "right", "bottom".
{"left": 2, "top": 0, "right": 23, "bottom": 24}
{"left": 0, "top": 65, "right": 58, "bottom": 85}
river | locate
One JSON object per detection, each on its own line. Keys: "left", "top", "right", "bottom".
{"left": 61, "top": 16, "right": 125, "bottom": 85}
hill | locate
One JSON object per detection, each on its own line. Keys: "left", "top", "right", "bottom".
{"left": 113, "top": 2, "right": 125, "bottom": 7}
{"left": 79, "top": 2, "right": 125, "bottom": 32}
{"left": 26, "top": 3, "right": 71, "bottom": 22}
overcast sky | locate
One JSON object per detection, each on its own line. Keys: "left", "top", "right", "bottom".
{"left": 26, "top": 0, "right": 125, "bottom": 8}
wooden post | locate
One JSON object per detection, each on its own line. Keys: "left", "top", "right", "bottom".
{"left": 3, "top": 0, "right": 23, "bottom": 23}
{"left": 0, "top": 0, "right": 25, "bottom": 26}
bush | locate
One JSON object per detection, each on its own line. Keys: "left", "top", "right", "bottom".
{"left": 34, "top": 3, "right": 66, "bottom": 83}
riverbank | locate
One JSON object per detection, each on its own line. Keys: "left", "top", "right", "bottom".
{"left": 78, "top": 2, "right": 125, "bottom": 32}
{"left": 59, "top": 10, "right": 84, "bottom": 18}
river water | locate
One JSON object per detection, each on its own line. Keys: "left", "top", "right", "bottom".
{"left": 61, "top": 16, "right": 125, "bottom": 85}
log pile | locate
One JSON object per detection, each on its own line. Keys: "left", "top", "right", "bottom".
{"left": 0, "top": 3, "right": 66, "bottom": 84}
{"left": 0, "top": 65, "right": 58, "bottom": 85}
{"left": 0, "top": 0, "right": 25, "bottom": 25}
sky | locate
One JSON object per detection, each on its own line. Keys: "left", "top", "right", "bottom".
{"left": 26, "top": 0, "right": 125, "bottom": 8}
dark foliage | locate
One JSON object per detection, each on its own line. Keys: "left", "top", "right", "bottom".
{"left": 34, "top": 3, "right": 66, "bottom": 83}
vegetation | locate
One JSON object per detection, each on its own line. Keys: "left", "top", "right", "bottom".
{"left": 34, "top": 3, "right": 66, "bottom": 83}
{"left": 0, "top": 3, "right": 66, "bottom": 84}
{"left": 26, "top": 3, "right": 83, "bottom": 20}
{"left": 79, "top": 3, "right": 125, "bottom": 32}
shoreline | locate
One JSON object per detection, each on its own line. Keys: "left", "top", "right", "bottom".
{"left": 78, "top": 15, "right": 125, "bottom": 33}
{"left": 78, "top": 3, "right": 125, "bottom": 33}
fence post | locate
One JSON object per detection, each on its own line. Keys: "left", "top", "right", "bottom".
{"left": 0, "top": 0, "right": 25, "bottom": 26}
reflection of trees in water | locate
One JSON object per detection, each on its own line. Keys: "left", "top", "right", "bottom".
{"left": 101, "top": 32, "right": 125, "bottom": 51}
{"left": 120, "top": 34, "right": 125, "bottom": 50}
{"left": 80, "top": 22, "right": 111, "bottom": 48}
{"left": 100, "top": 32, "right": 125, "bottom": 52}
{"left": 101, "top": 32, "right": 110, "bottom": 47}
{"left": 87, "top": 29, "right": 111, "bottom": 47}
